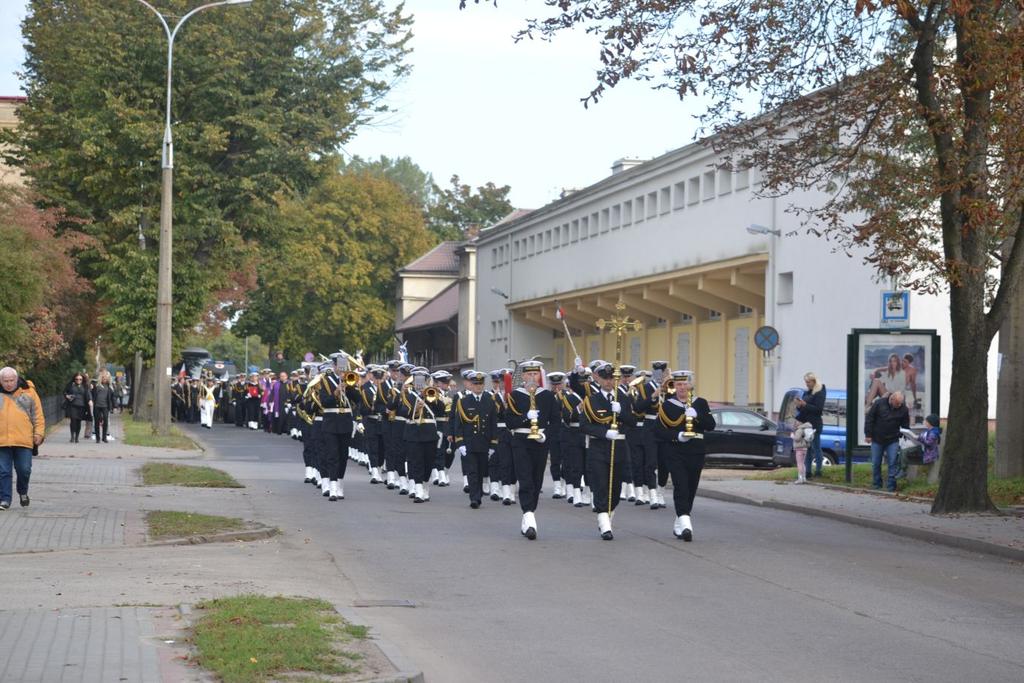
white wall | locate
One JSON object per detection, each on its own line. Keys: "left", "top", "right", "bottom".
{"left": 473, "top": 142, "right": 996, "bottom": 417}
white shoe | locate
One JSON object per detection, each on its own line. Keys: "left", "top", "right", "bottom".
{"left": 312, "top": 469, "right": 321, "bottom": 485}
{"left": 463, "top": 475, "right": 471, "bottom": 493}
{"left": 369, "top": 467, "right": 381, "bottom": 484}
{"left": 522, "top": 512, "right": 537, "bottom": 539}
{"left": 422, "top": 481, "right": 431, "bottom": 501}
{"left": 430, "top": 468, "right": 439, "bottom": 485}
{"left": 399, "top": 475, "right": 408, "bottom": 493}
{"left": 680, "top": 515, "right": 693, "bottom": 541}
{"left": 442, "top": 470, "right": 451, "bottom": 486}
{"left": 304, "top": 466, "right": 314, "bottom": 482}
{"left": 408, "top": 480, "right": 418, "bottom": 498}
{"left": 337, "top": 482, "right": 344, "bottom": 499}
{"left": 552, "top": 480, "right": 564, "bottom": 499}
{"left": 673, "top": 515, "right": 684, "bottom": 538}
{"left": 565, "top": 485, "right": 575, "bottom": 504}
{"left": 620, "top": 482, "right": 628, "bottom": 500}
{"left": 627, "top": 483, "right": 636, "bottom": 501}
{"left": 597, "top": 512, "right": 613, "bottom": 540}
{"left": 414, "top": 483, "right": 425, "bottom": 502}
{"left": 321, "top": 479, "right": 330, "bottom": 497}
{"left": 582, "top": 487, "right": 592, "bottom": 506}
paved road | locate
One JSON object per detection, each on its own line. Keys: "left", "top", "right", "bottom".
{"left": 190, "top": 424, "right": 1024, "bottom": 683}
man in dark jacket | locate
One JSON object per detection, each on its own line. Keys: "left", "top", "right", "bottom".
{"left": 864, "top": 391, "right": 910, "bottom": 492}
{"left": 91, "top": 374, "right": 117, "bottom": 443}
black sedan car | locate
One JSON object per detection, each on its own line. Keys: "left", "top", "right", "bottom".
{"left": 704, "top": 407, "right": 782, "bottom": 468}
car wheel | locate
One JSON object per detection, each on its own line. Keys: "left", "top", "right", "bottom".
{"left": 820, "top": 451, "right": 836, "bottom": 467}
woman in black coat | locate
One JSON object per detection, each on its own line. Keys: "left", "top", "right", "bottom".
{"left": 63, "top": 373, "right": 92, "bottom": 443}
{"left": 794, "top": 372, "right": 826, "bottom": 478}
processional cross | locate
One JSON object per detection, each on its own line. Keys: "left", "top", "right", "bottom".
{"left": 595, "top": 301, "right": 642, "bottom": 376}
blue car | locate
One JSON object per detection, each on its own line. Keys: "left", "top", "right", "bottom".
{"left": 775, "top": 387, "right": 853, "bottom": 466}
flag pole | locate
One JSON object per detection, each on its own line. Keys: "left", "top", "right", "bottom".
{"left": 555, "top": 300, "right": 582, "bottom": 362}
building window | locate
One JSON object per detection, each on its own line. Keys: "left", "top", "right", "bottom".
{"left": 573, "top": 219, "right": 582, "bottom": 243}
{"left": 778, "top": 272, "right": 794, "bottom": 304}
{"left": 660, "top": 187, "right": 671, "bottom": 214}
{"left": 600, "top": 208, "right": 610, "bottom": 235}
{"left": 621, "top": 200, "right": 632, "bottom": 227}
{"left": 688, "top": 177, "right": 700, "bottom": 205}
{"left": 563, "top": 223, "right": 571, "bottom": 246}
{"left": 738, "top": 304, "right": 753, "bottom": 317}
{"left": 702, "top": 171, "right": 716, "bottom": 200}
{"left": 551, "top": 228, "right": 559, "bottom": 249}
{"left": 673, "top": 182, "right": 686, "bottom": 210}
{"left": 491, "top": 321, "right": 497, "bottom": 342}
{"left": 633, "top": 197, "right": 643, "bottom": 223}
{"left": 609, "top": 205, "right": 619, "bottom": 231}
{"left": 491, "top": 247, "right": 497, "bottom": 268}
{"left": 735, "top": 167, "right": 750, "bottom": 190}
{"left": 681, "top": 313, "right": 694, "bottom": 323}
{"left": 718, "top": 168, "right": 733, "bottom": 195}
{"left": 528, "top": 235, "right": 535, "bottom": 256}
{"left": 591, "top": 212, "right": 599, "bottom": 235}
{"left": 708, "top": 310, "right": 722, "bottom": 321}
{"left": 648, "top": 191, "right": 658, "bottom": 219}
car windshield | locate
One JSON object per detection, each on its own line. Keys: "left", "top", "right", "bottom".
{"left": 718, "top": 410, "right": 770, "bottom": 429}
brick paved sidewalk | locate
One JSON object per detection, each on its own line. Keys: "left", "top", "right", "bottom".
{"left": 0, "top": 606, "right": 193, "bottom": 683}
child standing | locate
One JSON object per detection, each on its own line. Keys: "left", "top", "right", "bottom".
{"left": 792, "top": 421, "right": 814, "bottom": 484}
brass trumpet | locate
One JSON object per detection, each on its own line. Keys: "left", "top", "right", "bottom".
{"left": 424, "top": 386, "right": 439, "bottom": 401}
{"left": 343, "top": 371, "right": 359, "bottom": 386}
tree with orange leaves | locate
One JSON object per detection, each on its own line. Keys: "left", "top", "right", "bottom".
{"left": 464, "top": 0, "right": 1024, "bottom": 512}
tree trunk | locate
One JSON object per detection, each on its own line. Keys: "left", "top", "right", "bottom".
{"left": 932, "top": 283, "right": 997, "bottom": 513}
{"left": 133, "top": 365, "right": 155, "bottom": 423}
{"left": 995, "top": 248, "right": 1024, "bottom": 479}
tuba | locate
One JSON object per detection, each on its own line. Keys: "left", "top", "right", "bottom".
{"left": 424, "top": 386, "right": 439, "bottom": 401}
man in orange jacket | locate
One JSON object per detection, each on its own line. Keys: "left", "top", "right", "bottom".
{"left": 0, "top": 367, "right": 45, "bottom": 509}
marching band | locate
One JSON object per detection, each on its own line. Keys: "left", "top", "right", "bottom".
{"left": 171, "top": 350, "right": 716, "bottom": 542}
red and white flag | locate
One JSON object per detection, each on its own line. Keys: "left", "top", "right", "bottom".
{"left": 555, "top": 305, "right": 566, "bottom": 320}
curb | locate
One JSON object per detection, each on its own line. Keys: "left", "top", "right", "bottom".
{"left": 697, "top": 488, "right": 1024, "bottom": 563}
{"left": 335, "top": 604, "right": 425, "bottom": 683}
{"left": 147, "top": 525, "right": 280, "bottom": 547}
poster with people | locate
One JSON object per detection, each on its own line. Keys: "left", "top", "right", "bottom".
{"left": 853, "top": 331, "right": 939, "bottom": 447}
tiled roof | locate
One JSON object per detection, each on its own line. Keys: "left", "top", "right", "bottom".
{"left": 402, "top": 241, "right": 461, "bottom": 274}
{"left": 395, "top": 282, "right": 459, "bottom": 332}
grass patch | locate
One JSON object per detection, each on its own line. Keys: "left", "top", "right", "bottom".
{"left": 122, "top": 418, "right": 197, "bottom": 450}
{"left": 191, "top": 595, "right": 367, "bottom": 683}
{"left": 146, "top": 510, "right": 246, "bottom": 540}
{"left": 750, "top": 463, "right": 1024, "bottom": 507}
{"left": 140, "top": 462, "right": 242, "bottom": 488}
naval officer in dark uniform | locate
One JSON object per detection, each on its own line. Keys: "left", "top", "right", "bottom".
{"left": 452, "top": 370, "right": 498, "bottom": 508}
{"left": 654, "top": 370, "right": 715, "bottom": 540}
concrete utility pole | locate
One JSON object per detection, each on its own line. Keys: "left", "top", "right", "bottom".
{"left": 130, "top": 0, "right": 251, "bottom": 435}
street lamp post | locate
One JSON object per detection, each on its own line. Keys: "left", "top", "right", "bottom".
{"left": 747, "top": 221, "right": 782, "bottom": 417}
{"left": 131, "top": 0, "right": 252, "bottom": 434}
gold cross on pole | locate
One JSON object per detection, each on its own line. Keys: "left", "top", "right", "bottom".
{"left": 595, "top": 301, "right": 642, "bottom": 372}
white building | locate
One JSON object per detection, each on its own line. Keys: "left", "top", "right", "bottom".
{"left": 472, "top": 141, "right": 998, "bottom": 418}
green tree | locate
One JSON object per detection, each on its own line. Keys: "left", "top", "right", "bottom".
{"left": 427, "top": 174, "right": 515, "bottom": 241}
{"left": 236, "top": 172, "right": 433, "bottom": 357}
{"left": 468, "top": 0, "right": 1024, "bottom": 513}
{"left": 5, "top": 0, "right": 412, "bottom": 361}
{"left": 339, "top": 155, "right": 437, "bottom": 211}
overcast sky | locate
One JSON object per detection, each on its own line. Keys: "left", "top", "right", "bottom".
{"left": 0, "top": 1, "right": 706, "bottom": 209}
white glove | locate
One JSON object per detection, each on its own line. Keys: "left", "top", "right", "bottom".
{"left": 437, "top": 432, "right": 444, "bottom": 449}
{"left": 488, "top": 448, "right": 495, "bottom": 456}
{"left": 605, "top": 429, "right": 619, "bottom": 440}
{"left": 685, "top": 407, "right": 698, "bottom": 418}
{"left": 527, "top": 409, "right": 539, "bottom": 420}
{"left": 678, "top": 433, "right": 692, "bottom": 443}
{"left": 457, "top": 445, "right": 466, "bottom": 457}
{"left": 355, "top": 422, "right": 365, "bottom": 434}
{"left": 574, "top": 357, "right": 583, "bottom": 371}
{"left": 610, "top": 401, "right": 621, "bottom": 414}
{"left": 536, "top": 431, "right": 546, "bottom": 444}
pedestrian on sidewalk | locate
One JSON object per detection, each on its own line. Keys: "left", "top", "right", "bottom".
{"left": 82, "top": 373, "right": 95, "bottom": 439}
{"left": 865, "top": 391, "right": 910, "bottom": 492}
{"left": 792, "top": 421, "right": 813, "bottom": 484}
{"left": 63, "top": 372, "right": 91, "bottom": 443}
{"left": 0, "top": 367, "right": 44, "bottom": 509}
{"left": 91, "top": 371, "right": 116, "bottom": 443}
{"left": 793, "top": 372, "right": 826, "bottom": 478}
